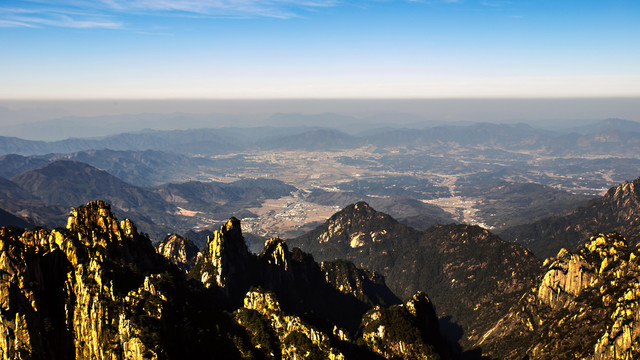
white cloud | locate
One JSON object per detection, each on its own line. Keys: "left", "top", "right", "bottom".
{"left": 104, "top": 0, "right": 341, "bottom": 18}
{"left": 0, "top": 0, "right": 455, "bottom": 28}
{"left": 13, "top": 14, "right": 122, "bottom": 29}
{"left": 0, "top": 5, "right": 122, "bottom": 29}
{"left": 0, "top": 0, "right": 344, "bottom": 29}
{"left": 0, "top": 19, "right": 36, "bottom": 28}
{"left": 1, "top": 0, "right": 342, "bottom": 26}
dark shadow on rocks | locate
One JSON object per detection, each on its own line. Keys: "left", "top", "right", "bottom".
{"left": 438, "top": 316, "right": 492, "bottom": 360}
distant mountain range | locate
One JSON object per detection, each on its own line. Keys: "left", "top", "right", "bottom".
{"left": 567, "top": 118, "right": 640, "bottom": 134}
{"left": 455, "top": 181, "right": 593, "bottom": 230}
{"left": 3, "top": 118, "right": 640, "bottom": 156}
{"left": 0, "top": 160, "right": 297, "bottom": 240}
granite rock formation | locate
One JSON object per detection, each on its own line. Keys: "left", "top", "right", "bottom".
{"left": 479, "top": 232, "right": 640, "bottom": 359}
{"left": 0, "top": 200, "right": 453, "bottom": 360}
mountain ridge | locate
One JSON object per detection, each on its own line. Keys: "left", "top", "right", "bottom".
{"left": 501, "top": 176, "right": 640, "bottom": 258}
{"left": 0, "top": 200, "right": 455, "bottom": 360}
{"left": 478, "top": 232, "right": 640, "bottom": 359}
{"left": 288, "top": 201, "right": 541, "bottom": 351}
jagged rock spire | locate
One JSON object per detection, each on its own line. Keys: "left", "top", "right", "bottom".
{"left": 66, "top": 200, "right": 138, "bottom": 248}
{"left": 190, "top": 217, "right": 252, "bottom": 301}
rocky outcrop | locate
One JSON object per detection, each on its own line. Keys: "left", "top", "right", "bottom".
{"left": 0, "top": 200, "right": 455, "bottom": 360}
{"left": 320, "top": 259, "right": 400, "bottom": 307}
{"left": 155, "top": 233, "right": 199, "bottom": 272}
{"left": 361, "top": 292, "right": 452, "bottom": 360}
{"left": 0, "top": 201, "right": 254, "bottom": 360}
{"left": 189, "top": 217, "right": 251, "bottom": 302}
{"left": 479, "top": 232, "right": 640, "bottom": 360}
{"left": 290, "top": 203, "right": 541, "bottom": 349}
{"left": 0, "top": 201, "right": 166, "bottom": 360}
{"left": 236, "top": 288, "right": 345, "bottom": 360}
{"left": 190, "top": 224, "right": 405, "bottom": 334}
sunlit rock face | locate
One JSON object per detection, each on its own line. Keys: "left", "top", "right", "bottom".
{"left": 479, "top": 232, "right": 640, "bottom": 360}
{"left": 0, "top": 201, "right": 258, "bottom": 360}
{"left": 155, "top": 233, "right": 199, "bottom": 272}
{"left": 0, "top": 201, "right": 169, "bottom": 360}
{"left": 361, "top": 291, "right": 452, "bottom": 360}
{"left": 188, "top": 216, "right": 253, "bottom": 305}
{"left": 236, "top": 288, "right": 346, "bottom": 360}
{"left": 0, "top": 200, "right": 457, "bottom": 360}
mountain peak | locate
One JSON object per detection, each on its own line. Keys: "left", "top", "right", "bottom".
{"left": 310, "top": 201, "right": 406, "bottom": 248}
{"left": 223, "top": 216, "right": 242, "bottom": 235}
{"left": 353, "top": 200, "right": 372, "bottom": 211}
{"left": 66, "top": 200, "right": 135, "bottom": 246}
{"left": 361, "top": 290, "right": 452, "bottom": 359}
{"left": 606, "top": 178, "right": 640, "bottom": 201}
{"left": 259, "top": 237, "right": 291, "bottom": 271}
{"left": 480, "top": 232, "right": 639, "bottom": 359}
{"left": 156, "top": 233, "right": 199, "bottom": 272}
{"left": 189, "top": 217, "right": 251, "bottom": 299}
{"left": 337, "top": 201, "right": 386, "bottom": 219}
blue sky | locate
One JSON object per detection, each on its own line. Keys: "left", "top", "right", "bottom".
{"left": 1, "top": 0, "right": 639, "bottom": 99}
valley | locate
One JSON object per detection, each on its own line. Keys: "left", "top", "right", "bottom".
{"left": 184, "top": 143, "right": 622, "bottom": 236}
{"left": 2, "top": 119, "right": 639, "bottom": 241}
{"left": 3, "top": 0, "right": 638, "bottom": 357}
{"left": 3, "top": 117, "right": 640, "bottom": 359}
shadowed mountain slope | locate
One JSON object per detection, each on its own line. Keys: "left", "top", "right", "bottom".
{"left": 501, "top": 176, "right": 640, "bottom": 259}
{"left": 289, "top": 201, "right": 541, "bottom": 349}
{"left": 0, "top": 207, "right": 33, "bottom": 228}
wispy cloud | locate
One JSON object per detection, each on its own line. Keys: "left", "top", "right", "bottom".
{"left": 481, "top": 1, "right": 511, "bottom": 7}
{"left": 12, "top": 15, "right": 122, "bottom": 29}
{"left": 0, "top": 19, "right": 36, "bottom": 28}
{"left": 1, "top": 0, "right": 465, "bottom": 29}
{"left": 0, "top": 0, "right": 343, "bottom": 29}
{"left": 106, "top": 0, "right": 341, "bottom": 19}
{"left": 0, "top": 4, "right": 122, "bottom": 29}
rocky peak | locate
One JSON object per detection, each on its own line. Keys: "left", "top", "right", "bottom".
{"left": 259, "top": 237, "right": 290, "bottom": 270}
{"left": 243, "top": 287, "right": 282, "bottom": 314}
{"left": 405, "top": 292, "right": 436, "bottom": 321}
{"left": 236, "top": 288, "right": 345, "bottom": 359}
{"left": 361, "top": 291, "right": 453, "bottom": 360}
{"left": 478, "top": 232, "right": 640, "bottom": 359}
{"left": 66, "top": 200, "right": 127, "bottom": 246}
{"left": 302, "top": 201, "right": 410, "bottom": 248}
{"left": 189, "top": 217, "right": 252, "bottom": 302}
{"left": 537, "top": 233, "right": 628, "bottom": 309}
{"left": 352, "top": 201, "right": 373, "bottom": 211}
{"left": 320, "top": 259, "right": 401, "bottom": 307}
{"left": 155, "top": 233, "right": 199, "bottom": 272}
{"left": 605, "top": 179, "right": 640, "bottom": 208}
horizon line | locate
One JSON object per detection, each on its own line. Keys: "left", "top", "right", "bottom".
{"left": 2, "top": 96, "right": 640, "bottom": 102}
